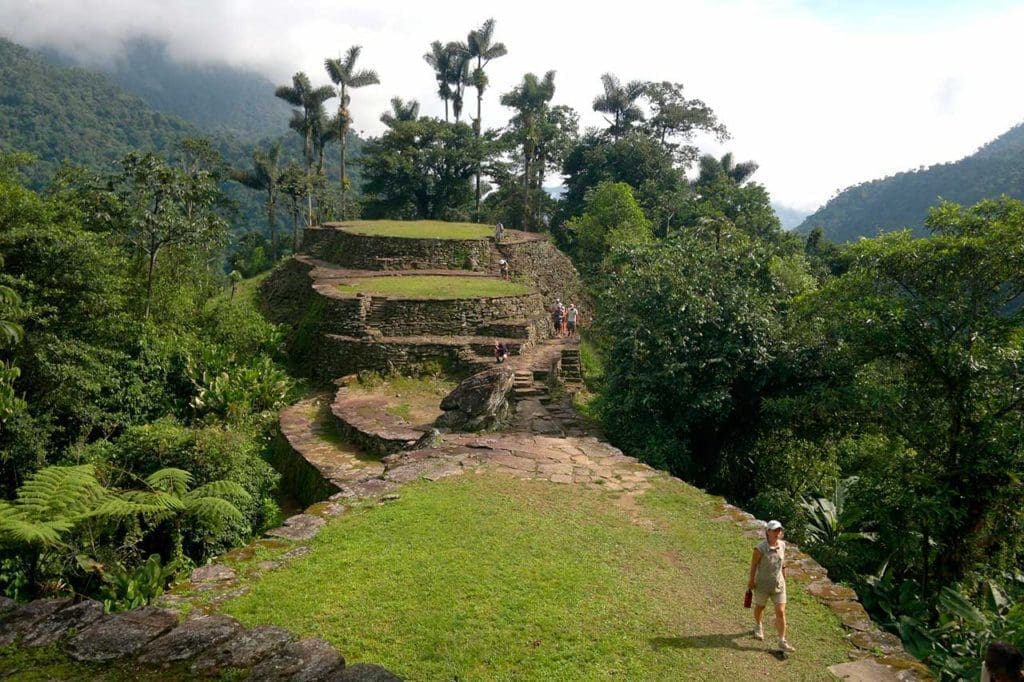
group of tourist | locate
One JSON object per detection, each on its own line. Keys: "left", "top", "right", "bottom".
{"left": 551, "top": 299, "right": 580, "bottom": 338}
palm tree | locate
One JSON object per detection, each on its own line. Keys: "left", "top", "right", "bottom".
{"left": 325, "top": 46, "right": 380, "bottom": 217}
{"left": 424, "top": 41, "right": 455, "bottom": 122}
{"left": 501, "top": 71, "right": 556, "bottom": 230}
{"left": 380, "top": 97, "right": 420, "bottom": 129}
{"left": 449, "top": 47, "right": 471, "bottom": 124}
{"left": 232, "top": 142, "right": 283, "bottom": 260}
{"left": 275, "top": 72, "right": 335, "bottom": 225}
{"left": 592, "top": 73, "right": 646, "bottom": 140}
{"left": 466, "top": 18, "right": 507, "bottom": 217}
{"left": 696, "top": 152, "right": 759, "bottom": 186}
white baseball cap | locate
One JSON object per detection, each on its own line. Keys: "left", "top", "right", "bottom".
{"left": 766, "top": 520, "right": 783, "bottom": 531}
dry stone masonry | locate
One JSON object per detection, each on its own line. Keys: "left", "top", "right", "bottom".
{"left": 260, "top": 224, "right": 585, "bottom": 377}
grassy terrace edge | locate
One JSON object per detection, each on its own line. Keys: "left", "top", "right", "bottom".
{"left": 218, "top": 474, "right": 850, "bottom": 681}
{"left": 334, "top": 275, "right": 531, "bottom": 299}
{"left": 325, "top": 220, "right": 495, "bottom": 240}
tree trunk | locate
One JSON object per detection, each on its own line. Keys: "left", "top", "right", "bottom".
{"left": 341, "top": 117, "right": 348, "bottom": 218}
{"left": 475, "top": 75, "right": 483, "bottom": 220}
{"left": 267, "top": 189, "right": 277, "bottom": 261}
{"left": 145, "top": 248, "right": 158, "bottom": 319}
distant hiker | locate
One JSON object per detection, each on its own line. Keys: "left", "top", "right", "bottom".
{"left": 748, "top": 520, "right": 794, "bottom": 653}
{"left": 494, "top": 341, "right": 509, "bottom": 363}
{"left": 567, "top": 304, "right": 579, "bottom": 337}
{"left": 552, "top": 299, "right": 563, "bottom": 338}
{"left": 983, "top": 641, "right": 1024, "bottom": 681}
{"left": 558, "top": 302, "right": 568, "bottom": 337}
{"left": 494, "top": 222, "right": 505, "bottom": 242}
{"left": 499, "top": 258, "right": 510, "bottom": 280}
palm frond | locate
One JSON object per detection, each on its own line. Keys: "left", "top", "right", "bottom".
{"left": 349, "top": 70, "right": 380, "bottom": 88}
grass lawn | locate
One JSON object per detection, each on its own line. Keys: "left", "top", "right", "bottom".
{"left": 334, "top": 220, "right": 494, "bottom": 240}
{"left": 335, "top": 275, "right": 530, "bottom": 300}
{"left": 219, "top": 474, "right": 850, "bottom": 680}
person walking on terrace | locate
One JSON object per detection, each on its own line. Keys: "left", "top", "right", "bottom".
{"left": 748, "top": 520, "right": 794, "bottom": 653}
{"left": 567, "top": 304, "right": 580, "bottom": 337}
{"left": 494, "top": 221, "right": 505, "bottom": 243}
{"left": 551, "top": 299, "right": 563, "bottom": 338}
{"left": 499, "top": 258, "right": 510, "bottom": 280}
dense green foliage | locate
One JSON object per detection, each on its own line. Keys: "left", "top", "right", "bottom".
{"left": 0, "top": 156, "right": 292, "bottom": 602}
{"left": 797, "top": 121, "right": 1024, "bottom": 242}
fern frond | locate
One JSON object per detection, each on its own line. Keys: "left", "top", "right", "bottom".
{"left": 121, "top": 490, "right": 186, "bottom": 513}
{"left": 0, "top": 515, "right": 72, "bottom": 547}
{"left": 15, "top": 465, "right": 106, "bottom": 520}
{"left": 145, "top": 468, "right": 192, "bottom": 497}
{"left": 186, "top": 480, "right": 250, "bottom": 503}
{"left": 186, "top": 497, "right": 245, "bottom": 528}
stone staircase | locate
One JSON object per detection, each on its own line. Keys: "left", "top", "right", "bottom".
{"left": 560, "top": 347, "right": 582, "bottom": 383}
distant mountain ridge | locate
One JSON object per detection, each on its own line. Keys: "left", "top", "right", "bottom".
{"left": 797, "top": 121, "right": 1024, "bottom": 242}
{"left": 42, "top": 38, "right": 291, "bottom": 141}
{"left": 0, "top": 37, "right": 209, "bottom": 186}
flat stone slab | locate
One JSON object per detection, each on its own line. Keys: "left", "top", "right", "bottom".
{"left": 249, "top": 637, "right": 345, "bottom": 681}
{"left": 849, "top": 629, "right": 905, "bottom": 655}
{"left": 829, "top": 658, "right": 901, "bottom": 680}
{"left": 829, "top": 600, "right": 874, "bottom": 631}
{"left": 191, "top": 625, "right": 296, "bottom": 675}
{"left": 66, "top": 606, "right": 178, "bottom": 662}
{"left": 331, "top": 478, "right": 400, "bottom": 499}
{"left": 0, "top": 598, "right": 71, "bottom": 646}
{"left": 808, "top": 579, "right": 859, "bottom": 602}
{"left": 338, "top": 663, "right": 404, "bottom": 681}
{"left": 22, "top": 599, "right": 104, "bottom": 647}
{"left": 191, "top": 564, "right": 237, "bottom": 583}
{"left": 137, "top": 613, "right": 242, "bottom": 664}
{"left": 266, "top": 514, "right": 326, "bottom": 541}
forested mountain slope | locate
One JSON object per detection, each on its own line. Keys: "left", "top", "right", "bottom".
{"left": 0, "top": 37, "right": 232, "bottom": 186}
{"left": 43, "top": 38, "right": 292, "bottom": 140}
{"left": 797, "top": 121, "right": 1024, "bottom": 242}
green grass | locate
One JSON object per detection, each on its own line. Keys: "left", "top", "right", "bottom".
{"left": 335, "top": 220, "right": 494, "bottom": 240}
{"left": 219, "top": 474, "right": 850, "bottom": 680}
{"left": 335, "top": 275, "right": 530, "bottom": 300}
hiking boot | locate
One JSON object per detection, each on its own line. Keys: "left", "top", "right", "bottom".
{"left": 752, "top": 623, "right": 764, "bottom": 640}
{"left": 779, "top": 639, "right": 795, "bottom": 652}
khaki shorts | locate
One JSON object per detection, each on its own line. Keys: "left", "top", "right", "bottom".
{"left": 754, "top": 586, "right": 787, "bottom": 606}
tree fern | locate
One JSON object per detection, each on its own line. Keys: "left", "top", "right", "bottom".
{"left": 0, "top": 465, "right": 108, "bottom": 548}
{"left": 145, "top": 468, "right": 192, "bottom": 497}
{"left": 186, "top": 496, "right": 245, "bottom": 529}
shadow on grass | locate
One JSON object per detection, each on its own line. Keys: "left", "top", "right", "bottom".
{"left": 650, "top": 631, "right": 784, "bottom": 657}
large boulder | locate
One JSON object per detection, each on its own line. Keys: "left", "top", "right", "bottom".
{"left": 436, "top": 365, "right": 514, "bottom": 431}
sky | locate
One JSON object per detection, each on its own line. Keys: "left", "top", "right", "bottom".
{"left": 2, "top": 0, "right": 1023, "bottom": 213}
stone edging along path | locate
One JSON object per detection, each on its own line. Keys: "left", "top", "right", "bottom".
{"left": 170, "top": 375, "right": 931, "bottom": 681}
{"left": 0, "top": 595, "right": 400, "bottom": 680}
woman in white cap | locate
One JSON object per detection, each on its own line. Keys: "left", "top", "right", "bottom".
{"left": 747, "top": 519, "right": 794, "bottom": 652}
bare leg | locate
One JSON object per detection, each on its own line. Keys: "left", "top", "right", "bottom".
{"left": 774, "top": 602, "right": 787, "bottom": 640}
{"left": 753, "top": 604, "right": 765, "bottom": 628}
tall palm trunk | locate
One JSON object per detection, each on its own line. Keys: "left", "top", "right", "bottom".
{"left": 474, "top": 56, "right": 483, "bottom": 219}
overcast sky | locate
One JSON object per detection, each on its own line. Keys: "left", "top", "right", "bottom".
{"left": 3, "top": 0, "right": 1023, "bottom": 212}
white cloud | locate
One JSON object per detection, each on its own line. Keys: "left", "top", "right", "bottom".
{"left": 2, "top": 0, "right": 1022, "bottom": 211}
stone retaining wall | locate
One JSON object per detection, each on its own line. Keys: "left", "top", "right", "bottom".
{"left": 303, "top": 227, "right": 494, "bottom": 271}
{"left": 312, "top": 336, "right": 528, "bottom": 380}
{"left": 499, "top": 239, "right": 588, "bottom": 317}
{"left": 0, "top": 596, "right": 399, "bottom": 680}
{"left": 360, "top": 292, "right": 546, "bottom": 338}
{"left": 267, "top": 431, "right": 342, "bottom": 508}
